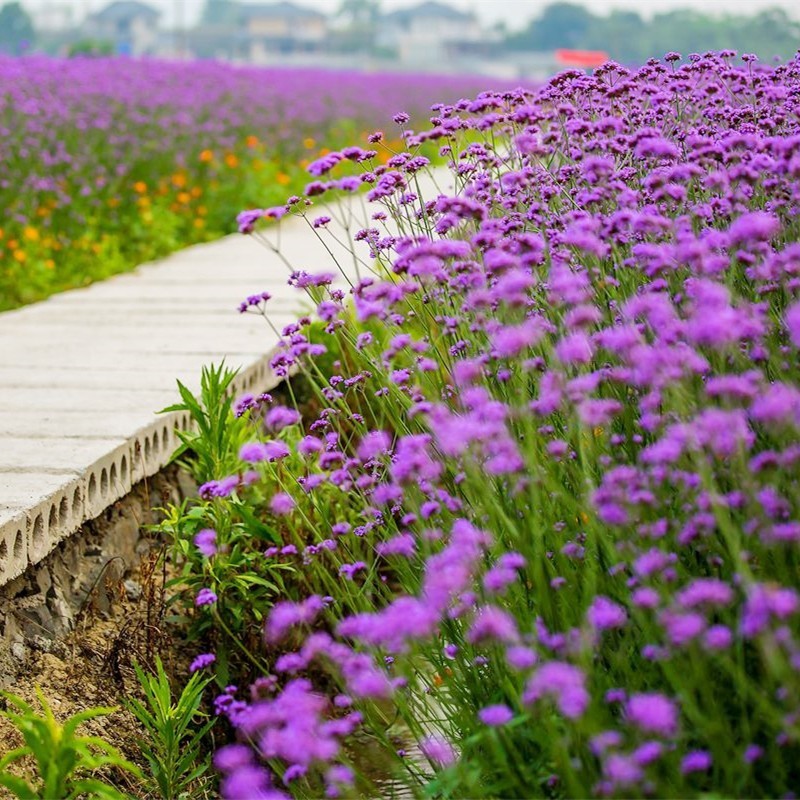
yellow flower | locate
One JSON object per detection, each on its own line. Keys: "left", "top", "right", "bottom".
{"left": 177, "top": 191, "right": 191, "bottom": 204}
{"left": 197, "top": 205, "right": 207, "bottom": 217}
{"left": 45, "top": 259, "right": 55, "bottom": 270}
{"left": 23, "top": 226, "right": 40, "bottom": 242}
{"left": 193, "top": 218, "right": 205, "bottom": 229}
{"left": 13, "top": 249, "right": 26, "bottom": 263}
{"left": 172, "top": 173, "right": 187, "bottom": 188}
{"left": 199, "top": 149, "right": 213, "bottom": 163}
{"left": 303, "top": 136, "right": 315, "bottom": 149}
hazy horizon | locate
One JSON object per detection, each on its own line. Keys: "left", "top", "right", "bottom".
{"left": 20, "top": 0, "right": 800, "bottom": 31}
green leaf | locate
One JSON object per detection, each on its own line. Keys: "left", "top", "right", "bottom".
{"left": 0, "top": 772, "right": 37, "bottom": 800}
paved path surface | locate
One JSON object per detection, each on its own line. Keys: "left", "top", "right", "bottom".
{"left": 0, "top": 193, "right": 384, "bottom": 584}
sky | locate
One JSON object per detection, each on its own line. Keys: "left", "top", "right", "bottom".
{"left": 22, "top": 0, "right": 800, "bottom": 29}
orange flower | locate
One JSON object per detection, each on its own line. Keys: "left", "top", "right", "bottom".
{"left": 224, "top": 153, "right": 239, "bottom": 169}
{"left": 190, "top": 186, "right": 202, "bottom": 198}
{"left": 276, "top": 172, "right": 291, "bottom": 186}
{"left": 13, "top": 249, "right": 26, "bottom": 263}
{"left": 172, "top": 173, "right": 187, "bottom": 188}
{"left": 245, "top": 135, "right": 259, "bottom": 148}
{"left": 23, "top": 226, "right": 40, "bottom": 242}
{"left": 199, "top": 149, "right": 213, "bottom": 163}
{"left": 177, "top": 191, "right": 191, "bottom": 204}
{"left": 133, "top": 181, "right": 147, "bottom": 194}
{"left": 45, "top": 259, "right": 55, "bottom": 270}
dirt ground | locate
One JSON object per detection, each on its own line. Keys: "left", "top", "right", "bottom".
{"left": 0, "top": 548, "right": 196, "bottom": 797}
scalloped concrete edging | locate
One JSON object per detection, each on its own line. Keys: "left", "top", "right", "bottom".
{"left": 0, "top": 169, "right": 454, "bottom": 590}
{"left": 0, "top": 213, "right": 355, "bottom": 586}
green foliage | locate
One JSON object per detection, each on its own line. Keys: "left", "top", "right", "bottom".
{"left": 507, "top": 2, "right": 800, "bottom": 63}
{"left": 0, "top": 688, "right": 140, "bottom": 800}
{"left": 0, "top": 2, "right": 35, "bottom": 55}
{"left": 126, "top": 658, "right": 214, "bottom": 800}
{"left": 200, "top": 0, "right": 239, "bottom": 26}
{"left": 156, "top": 363, "right": 294, "bottom": 669}
{"left": 161, "top": 362, "right": 250, "bottom": 484}
{"left": 67, "top": 40, "right": 114, "bottom": 57}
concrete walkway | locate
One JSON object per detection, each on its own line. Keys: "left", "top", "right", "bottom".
{"left": 0, "top": 199, "right": 371, "bottom": 584}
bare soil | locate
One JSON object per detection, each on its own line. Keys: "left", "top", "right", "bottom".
{"left": 0, "top": 548, "right": 195, "bottom": 797}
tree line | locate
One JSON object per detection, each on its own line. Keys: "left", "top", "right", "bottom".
{"left": 505, "top": 2, "right": 800, "bottom": 63}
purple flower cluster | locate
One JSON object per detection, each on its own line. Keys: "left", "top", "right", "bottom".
{"left": 206, "top": 51, "right": 800, "bottom": 798}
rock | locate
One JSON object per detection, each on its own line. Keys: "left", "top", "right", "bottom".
{"left": 10, "top": 642, "right": 25, "bottom": 661}
{"left": 124, "top": 579, "right": 142, "bottom": 601}
{"left": 32, "top": 635, "right": 53, "bottom": 653}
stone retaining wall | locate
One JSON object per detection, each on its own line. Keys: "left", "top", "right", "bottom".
{"left": 0, "top": 463, "right": 195, "bottom": 680}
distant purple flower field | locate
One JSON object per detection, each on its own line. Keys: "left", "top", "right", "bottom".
{"left": 0, "top": 56, "right": 499, "bottom": 309}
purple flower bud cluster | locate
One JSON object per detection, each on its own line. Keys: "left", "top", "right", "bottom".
{"left": 206, "top": 51, "right": 800, "bottom": 798}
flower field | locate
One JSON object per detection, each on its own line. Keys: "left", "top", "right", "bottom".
{"left": 156, "top": 50, "right": 800, "bottom": 799}
{"left": 3, "top": 47, "right": 800, "bottom": 800}
{"left": 0, "top": 57, "right": 489, "bottom": 310}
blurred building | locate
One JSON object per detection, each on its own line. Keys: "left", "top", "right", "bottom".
{"left": 240, "top": 2, "right": 328, "bottom": 62}
{"left": 185, "top": 1, "right": 329, "bottom": 63}
{"left": 26, "top": 0, "right": 608, "bottom": 80}
{"left": 34, "top": 3, "right": 74, "bottom": 32}
{"left": 85, "top": 0, "right": 161, "bottom": 56}
{"left": 378, "top": 1, "right": 494, "bottom": 66}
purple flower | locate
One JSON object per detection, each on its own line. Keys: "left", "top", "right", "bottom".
{"left": 195, "top": 588, "right": 218, "bottom": 607}
{"left": 743, "top": 744, "right": 764, "bottom": 764}
{"left": 190, "top": 652, "right": 216, "bottom": 673}
{"left": 420, "top": 735, "right": 456, "bottom": 766}
{"left": 681, "top": 750, "right": 712, "bottom": 774}
{"left": 193, "top": 528, "right": 217, "bottom": 558}
{"left": 270, "top": 492, "right": 295, "bottom": 516}
{"left": 587, "top": 596, "right": 627, "bottom": 630}
{"left": 236, "top": 208, "right": 264, "bottom": 234}
{"left": 523, "top": 662, "right": 589, "bottom": 719}
{"left": 265, "top": 406, "right": 301, "bottom": 431}
{"left": 624, "top": 693, "right": 678, "bottom": 737}
{"left": 786, "top": 300, "right": 800, "bottom": 348}
{"left": 728, "top": 211, "right": 780, "bottom": 246}
{"left": 478, "top": 704, "right": 513, "bottom": 726}
{"left": 239, "top": 440, "right": 290, "bottom": 463}
{"left": 265, "top": 596, "right": 325, "bottom": 642}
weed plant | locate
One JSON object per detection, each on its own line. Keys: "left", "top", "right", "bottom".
{"left": 0, "top": 688, "right": 139, "bottom": 799}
